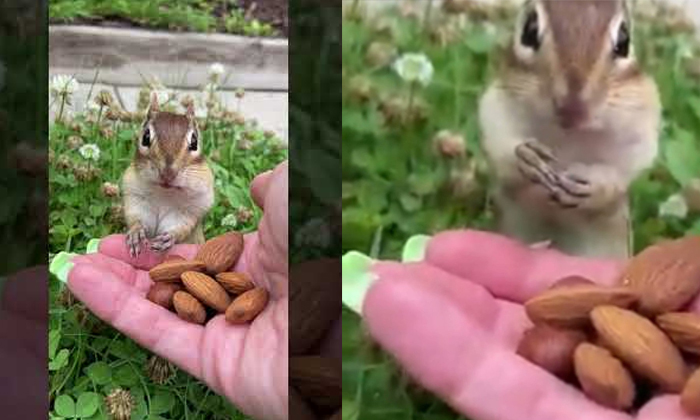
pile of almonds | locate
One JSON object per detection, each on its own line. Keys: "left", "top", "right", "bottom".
{"left": 146, "top": 232, "right": 269, "bottom": 325}
{"left": 517, "top": 235, "right": 700, "bottom": 414}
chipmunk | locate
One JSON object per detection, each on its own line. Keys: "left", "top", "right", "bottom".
{"left": 122, "top": 93, "right": 215, "bottom": 257}
{"left": 478, "top": 0, "right": 661, "bottom": 259}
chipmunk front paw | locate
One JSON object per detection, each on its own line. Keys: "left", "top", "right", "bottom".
{"left": 549, "top": 170, "right": 593, "bottom": 208}
{"left": 126, "top": 225, "right": 147, "bottom": 257}
{"left": 150, "top": 232, "right": 174, "bottom": 253}
{"left": 515, "top": 140, "right": 559, "bottom": 189}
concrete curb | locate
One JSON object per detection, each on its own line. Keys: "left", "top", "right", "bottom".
{"left": 49, "top": 25, "right": 288, "bottom": 91}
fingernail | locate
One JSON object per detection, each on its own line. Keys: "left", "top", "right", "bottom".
{"left": 86, "top": 238, "right": 101, "bottom": 254}
{"left": 49, "top": 252, "right": 77, "bottom": 284}
{"left": 342, "top": 251, "right": 378, "bottom": 316}
{"left": 401, "top": 234, "right": 431, "bottom": 262}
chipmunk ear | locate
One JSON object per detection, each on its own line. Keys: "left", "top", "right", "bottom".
{"left": 147, "top": 91, "right": 160, "bottom": 118}
{"left": 185, "top": 101, "right": 195, "bottom": 120}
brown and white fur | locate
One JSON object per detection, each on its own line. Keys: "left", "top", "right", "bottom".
{"left": 122, "top": 93, "right": 215, "bottom": 257}
{"left": 479, "top": 0, "right": 661, "bottom": 259}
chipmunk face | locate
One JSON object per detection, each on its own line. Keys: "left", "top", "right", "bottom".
{"left": 135, "top": 94, "right": 205, "bottom": 189}
{"left": 502, "top": 0, "right": 642, "bottom": 130}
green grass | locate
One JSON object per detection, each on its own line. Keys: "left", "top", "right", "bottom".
{"left": 48, "top": 82, "right": 287, "bottom": 419}
{"left": 49, "top": 0, "right": 277, "bottom": 37}
{"left": 341, "top": 1, "right": 700, "bottom": 419}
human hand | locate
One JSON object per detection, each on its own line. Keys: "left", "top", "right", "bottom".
{"left": 355, "top": 230, "right": 698, "bottom": 420}
{"left": 64, "top": 161, "right": 289, "bottom": 420}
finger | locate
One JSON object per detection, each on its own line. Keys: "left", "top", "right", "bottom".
{"left": 250, "top": 170, "right": 273, "bottom": 210}
{"left": 363, "top": 274, "right": 631, "bottom": 420}
{"left": 637, "top": 395, "right": 696, "bottom": 420}
{"left": 373, "top": 262, "right": 529, "bottom": 349}
{"left": 67, "top": 263, "right": 206, "bottom": 379}
{"left": 424, "top": 230, "right": 623, "bottom": 303}
{"left": 72, "top": 254, "right": 152, "bottom": 294}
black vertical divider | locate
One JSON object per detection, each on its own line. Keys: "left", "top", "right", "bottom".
{"left": 0, "top": 0, "right": 49, "bottom": 418}
{"left": 288, "top": 0, "right": 342, "bottom": 419}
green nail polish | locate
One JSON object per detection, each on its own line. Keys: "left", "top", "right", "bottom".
{"left": 342, "top": 251, "right": 378, "bottom": 316}
{"left": 401, "top": 235, "right": 431, "bottom": 262}
{"left": 86, "top": 238, "right": 101, "bottom": 253}
{"left": 49, "top": 252, "right": 77, "bottom": 284}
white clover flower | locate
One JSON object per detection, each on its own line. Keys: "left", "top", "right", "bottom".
{"left": 79, "top": 144, "right": 101, "bottom": 161}
{"left": 659, "top": 193, "right": 688, "bottom": 219}
{"left": 85, "top": 100, "right": 100, "bottom": 114}
{"left": 50, "top": 75, "right": 79, "bottom": 98}
{"left": 221, "top": 213, "right": 238, "bottom": 228}
{"left": 393, "top": 53, "right": 434, "bottom": 86}
{"left": 209, "top": 63, "right": 225, "bottom": 79}
{"left": 294, "top": 218, "right": 332, "bottom": 249}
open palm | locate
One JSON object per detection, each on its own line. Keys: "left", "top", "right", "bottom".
{"left": 363, "top": 230, "right": 697, "bottom": 420}
{"left": 68, "top": 162, "right": 288, "bottom": 420}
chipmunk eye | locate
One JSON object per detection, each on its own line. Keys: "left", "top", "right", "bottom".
{"left": 613, "top": 21, "right": 630, "bottom": 58}
{"left": 141, "top": 129, "right": 151, "bottom": 148}
{"left": 188, "top": 131, "right": 198, "bottom": 152}
{"left": 521, "top": 9, "right": 540, "bottom": 50}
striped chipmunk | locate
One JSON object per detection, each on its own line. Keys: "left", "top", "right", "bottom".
{"left": 478, "top": 0, "right": 661, "bottom": 259}
{"left": 122, "top": 92, "right": 215, "bottom": 257}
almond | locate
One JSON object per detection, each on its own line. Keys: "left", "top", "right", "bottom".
{"left": 215, "top": 272, "right": 255, "bottom": 295}
{"left": 173, "top": 291, "right": 206, "bottom": 324}
{"left": 574, "top": 343, "right": 635, "bottom": 410}
{"left": 524, "top": 285, "right": 637, "bottom": 328}
{"left": 181, "top": 271, "right": 231, "bottom": 312}
{"left": 516, "top": 325, "right": 587, "bottom": 380}
{"left": 164, "top": 254, "right": 185, "bottom": 262}
{"left": 620, "top": 235, "right": 700, "bottom": 316}
{"left": 681, "top": 367, "right": 700, "bottom": 416}
{"left": 195, "top": 232, "right": 244, "bottom": 274}
{"left": 149, "top": 260, "right": 206, "bottom": 282}
{"left": 225, "top": 287, "right": 269, "bottom": 324}
{"left": 146, "top": 283, "right": 182, "bottom": 309}
{"left": 290, "top": 258, "right": 340, "bottom": 355}
{"left": 591, "top": 306, "right": 687, "bottom": 392}
{"left": 290, "top": 356, "right": 341, "bottom": 410}
{"left": 656, "top": 312, "right": 700, "bottom": 355}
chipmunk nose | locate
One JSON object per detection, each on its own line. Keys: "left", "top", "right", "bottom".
{"left": 554, "top": 96, "right": 590, "bottom": 130}
{"left": 160, "top": 166, "right": 177, "bottom": 185}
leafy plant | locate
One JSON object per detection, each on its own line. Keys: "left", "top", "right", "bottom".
{"left": 49, "top": 0, "right": 278, "bottom": 37}
{"left": 49, "top": 80, "right": 286, "bottom": 419}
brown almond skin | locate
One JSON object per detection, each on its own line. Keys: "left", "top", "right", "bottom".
{"left": 195, "top": 232, "right": 244, "bottom": 274}
{"left": 225, "top": 287, "right": 269, "bottom": 324}
{"left": 681, "top": 368, "right": 700, "bottom": 416}
{"left": 621, "top": 235, "right": 700, "bottom": 316}
{"left": 146, "top": 283, "right": 183, "bottom": 309}
{"left": 290, "top": 355, "right": 341, "bottom": 410}
{"left": 574, "top": 343, "right": 635, "bottom": 411}
{"left": 516, "top": 325, "right": 587, "bottom": 380}
{"left": 591, "top": 306, "right": 687, "bottom": 392}
{"left": 181, "top": 271, "right": 232, "bottom": 313}
{"left": 173, "top": 291, "right": 206, "bottom": 324}
{"left": 290, "top": 258, "right": 341, "bottom": 355}
{"left": 164, "top": 254, "right": 185, "bottom": 262}
{"left": 656, "top": 312, "right": 700, "bottom": 355}
{"left": 215, "top": 272, "right": 255, "bottom": 295}
{"left": 524, "top": 285, "right": 638, "bottom": 328}
{"left": 149, "top": 260, "right": 206, "bottom": 282}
